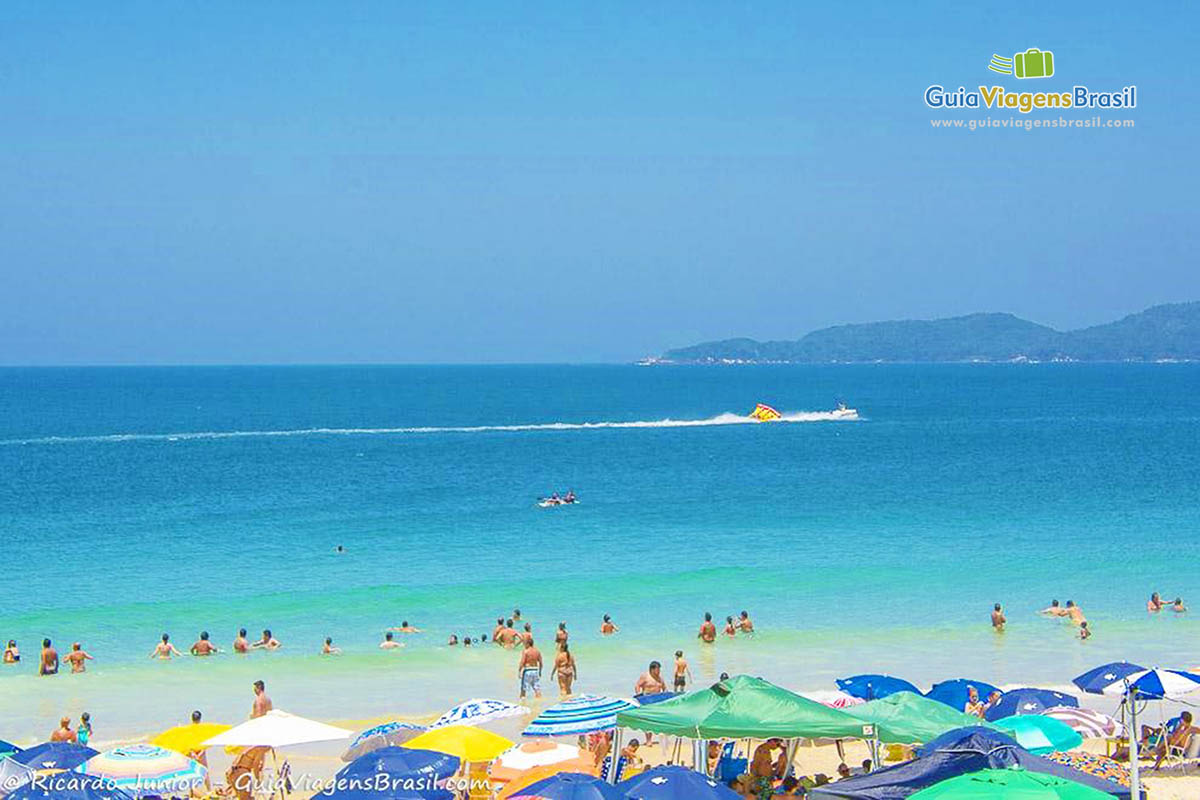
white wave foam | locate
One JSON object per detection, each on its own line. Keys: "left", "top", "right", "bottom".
{"left": 0, "top": 410, "right": 858, "bottom": 446}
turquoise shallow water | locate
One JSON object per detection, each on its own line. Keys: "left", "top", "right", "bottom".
{"left": 1, "top": 364, "right": 1198, "bottom": 742}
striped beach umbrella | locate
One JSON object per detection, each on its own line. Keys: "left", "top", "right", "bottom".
{"left": 75, "top": 744, "right": 206, "bottom": 798}
{"left": 1099, "top": 668, "right": 1200, "bottom": 700}
{"left": 342, "top": 722, "right": 429, "bottom": 761}
{"left": 431, "top": 699, "right": 530, "bottom": 729}
{"left": 523, "top": 696, "right": 636, "bottom": 737}
{"left": 1040, "top": 707, "right": 1123, "bottom": 740}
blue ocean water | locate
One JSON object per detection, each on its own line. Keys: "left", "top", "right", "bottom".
{"left": 1, "top": 364, "right": 1198, "bottom": 742}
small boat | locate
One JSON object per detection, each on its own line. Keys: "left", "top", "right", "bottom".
{"left": 830, "top": 401, "right": 858, "bottom": 419}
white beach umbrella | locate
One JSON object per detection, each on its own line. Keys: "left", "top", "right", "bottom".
{"left": 430, "top": 698, "right": 530, "bottom": 729}
{"left": 203, "top": 710, "right": 353, "bottom": 748}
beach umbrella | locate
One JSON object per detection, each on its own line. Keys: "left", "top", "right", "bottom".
{"left": 403, "top": 726, "right": 513, "bottom": 763}
{"left": 491, "top": 742, "right": 592, "bottom": 786}
{"left": 618, "top": 765, "right": 742, "bottom": 800}
{"left": 342, "top": 723, "right": 429, "bottom": 762}
{"left": 925, "top": 679, "right": 1001, "bottom": 712}
{"left": 800, "top": 690, "right": 866, "bottom": 709}
{"left": 908, "top": 768, "right": 1115, "bottom": 799}
{"left": 498, "top": 764, "right": 599, "bottom": 800}
{"left": 203, "top": 710, "right": 353, "bottom": 748}
{"left": 337, "top": 746, "right": 460, "bottom": 784}
{"left": 523, "top": 696, "right": 636, "bottom": 737}
{"left": 315, "top": 746, "right": 459, "bottom": 800}
{"left": 149, "top": 723, "right": 231, "bottom": 757}
{"left": 984, "top": 689, "right": 1078, "bottom": 721}
{"left": 0, "top": 741, "right": 20, "bottom": 759}
{"left": 993, "top": 716, "right": 1083, "bottom": 755}
{"left": 836, "top": 674, "right": 921, "bottom": 700}
{"left": 1043, "top": 752, "right": 1130, "bottom": 788}
{"left": 0, "top": 755, "right": 36, "bottom": 794}
{"left": 11, "top": 743, "right": 98, "bottom": 770}
{"left": 1096, "top": 667, "right": 1199, "bottom": 800}
{"left": 5, "top": 774, "right": 134, "bottom": 800}
{"left": 1099, "top": 668, "right": 1200, "bottom": 700}
{"left": 430, "top": 699, "right": 529, "bottom": 729}
{"left": 75, "top": 744, "right": 207, "bottom": 798}
{"left": 1040, "top": 707, "right": 1123, "bottom": 740}
{"left": 507, "top": 771, "right": 624, "bottom": 800}
{"left": 1072, "top": 663, "right": 1145, "bottom": 695}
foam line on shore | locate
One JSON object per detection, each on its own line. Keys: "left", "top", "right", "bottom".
{"left": 0, "top": 410, "right": 859, "bottom": 446}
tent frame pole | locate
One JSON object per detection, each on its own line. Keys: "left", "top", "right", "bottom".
{"left": 1129, "top": 686, "right": 1140, "bottom": 800}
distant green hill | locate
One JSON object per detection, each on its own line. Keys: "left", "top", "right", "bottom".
{"left": 660, "top": 302, "right": 1200, "bottom": 363}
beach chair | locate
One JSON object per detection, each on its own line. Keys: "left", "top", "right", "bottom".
{"left": 598, "top": 755, "right": 628, "bottom": 783}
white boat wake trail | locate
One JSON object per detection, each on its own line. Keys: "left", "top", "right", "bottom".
{"left": 1, "top": 410, "right": 858, "bottom": 446}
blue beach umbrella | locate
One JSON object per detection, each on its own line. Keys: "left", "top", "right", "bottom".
{"left": 836, "top": 674, "right": 921, "bottom": 700}
{"left": 523, "top": 696, "right": 636, "bottom": 737}
{"left": 318, "top": 747, "right": 457, "bottom": 800}
{"left": 342, "top": 723, "right": 429, "bottom": 762}
{"left": 6, "top": 774, "right": 134, "bottom": 800}
{"left": 925, "top": 679, "right": 1001, "bottom": 711}
{"left": 509, "top": 772, "right": 624, "bottom": 800}
{"left": 618, "top": 765, "right": 742, "bottom": 800}
{"left": 0, "top": 755, "right": 36, "bottom": 794}
{"left": 0, "top": 740, "right": 21, "bottom": 758}
{"left": 337, "top": 747, "right": 460, "bottom": 785}
{"left": 1073, "top": 662, "right": 1146, "bottom": 695}
{"left": 984, "top": 688, "right": 1078, "bottom": 721}
{"left": 12, "top": 743, "right": 99, "bottom": 770}
{"left": 632, "top": 692, "right": 679, "bottom": 706}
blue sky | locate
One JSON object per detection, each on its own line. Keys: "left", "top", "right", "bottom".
{"left": 1, "top": 1, "right": 1196, "bottom": 363}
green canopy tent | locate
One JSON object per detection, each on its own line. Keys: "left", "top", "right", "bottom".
{"left": 616, "top": 675, "right": 870, "bottom": 740}
{"left": 612, "top": 675, "right": 871, "bottom": 783}
{"left": 841, "top": 691, "right": 1001, "bottom": 744}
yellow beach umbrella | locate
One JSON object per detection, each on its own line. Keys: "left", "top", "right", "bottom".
{"left": 151, "top": 722, "right": 232, "bottom": 756}
{"left": 405, "top": 725, "right": 513, "bottom": 763}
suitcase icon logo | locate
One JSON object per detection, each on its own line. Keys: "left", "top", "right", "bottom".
{"left": 988, "top": 48, "right": 1055, "bottom": 79}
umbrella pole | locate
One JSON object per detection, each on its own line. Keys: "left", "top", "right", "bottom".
{"left": 608, "top": 727, "right": 624, "bottom": 784}
{"left": 1129, "top": 688, "right": 1140, "bottom": 800}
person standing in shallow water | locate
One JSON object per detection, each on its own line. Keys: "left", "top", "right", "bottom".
{"left": 40, "top": 638, "right": 59, "bottom": 675}
{"left": 251, "top": 680, "right": 272, "bottom": 718}
{"left": 991, "top": 603, "right": 1006, "bottom": 632}
{"left": 600, "top": 615, "right": 618, "bottom": 634}
{"left": 552, "top": 642, "right": 577, "bottom": 696}
{"left": 698, "top": 613, "right": 716, "bottom": 643}
{"left": 151, "top": 634, "right": 182, "bottom": 658}
{"left": 517, "top": 638, "right": 543, "bottom": 699}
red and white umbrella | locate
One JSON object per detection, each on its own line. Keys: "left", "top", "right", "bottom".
{"left": 801, "top": 690, "right": 865, "bottom": 709}
{"left": 1041, "top": 706, "right": 1123, "bottom": 739}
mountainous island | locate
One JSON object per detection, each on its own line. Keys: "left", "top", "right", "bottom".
{"left": 654, "top": 302, "right": 1200, "bottom": 364}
